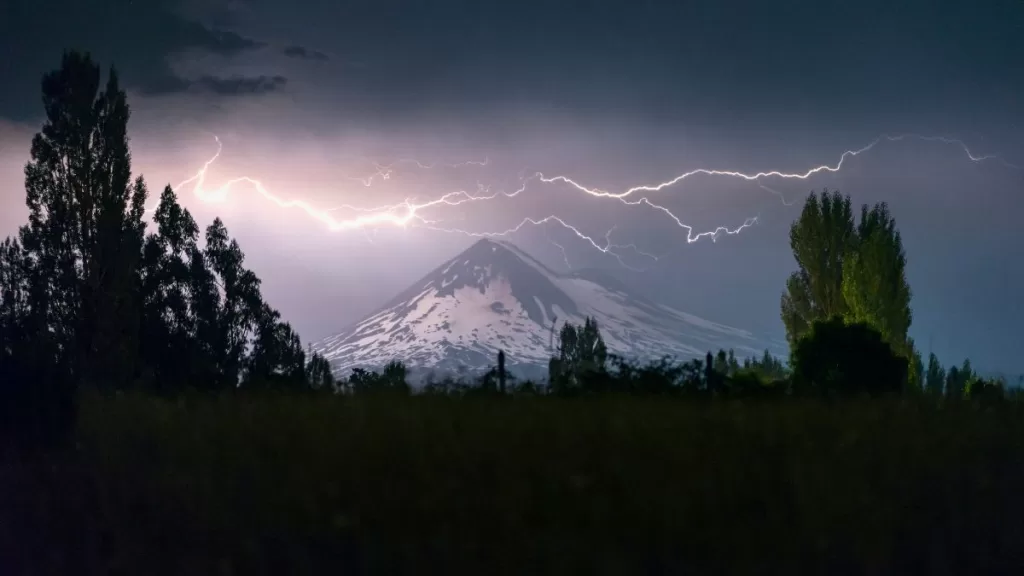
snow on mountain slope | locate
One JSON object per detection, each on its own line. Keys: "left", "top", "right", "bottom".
{"left": 315, "top": 238, "right": 779, "bottom": 376}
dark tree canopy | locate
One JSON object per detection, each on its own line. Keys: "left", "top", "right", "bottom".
{"left": 790, "top": 317, "right": 908, "bottom": 397}
{"left": 548, "top": 317, "right": 609, "bottom": 395}
{"left": 925, "top": 353, "right": 946, "bottom": 396}
{"left": 0, "top": 52, "right": 326, "bottom": 447}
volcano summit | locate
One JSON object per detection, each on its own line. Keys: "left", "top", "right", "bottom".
{"left": 315, "top": 239, "right": 779, "bottom": 377}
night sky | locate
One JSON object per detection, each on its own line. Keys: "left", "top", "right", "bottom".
{"left": 1, "top": 0, "right": 1022, "bottom": 373}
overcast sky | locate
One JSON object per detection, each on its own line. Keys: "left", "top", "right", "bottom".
{"left": 1, "top": 0, "right": 1022, "bottom": 373}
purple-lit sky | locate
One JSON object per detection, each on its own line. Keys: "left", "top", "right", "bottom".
{"left": 1, "top": 0, "right": 1022, "bottom": 373}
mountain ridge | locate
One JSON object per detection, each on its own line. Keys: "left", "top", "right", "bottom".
{"left": 314, "top": 238, "right": 782, "bottom": 377}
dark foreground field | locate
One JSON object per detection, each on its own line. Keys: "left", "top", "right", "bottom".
{"left": 3, "top": 393, "right": 1024, "bottom": 575}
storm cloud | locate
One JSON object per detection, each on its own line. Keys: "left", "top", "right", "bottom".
{"left": 1, "top": 0, "right": 1022, "bottom": 375}
{"left": 282, "top": 45, "right": 328, "bottom": 61}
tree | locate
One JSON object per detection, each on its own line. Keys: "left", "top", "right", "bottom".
{"left": 842, "top": 203, "right": 914, "bottom": 359}
{"left": 0, "top": 52, "right": 151, "bottom": 446}
{"left": 548, "top": 317, "right": 608, "bottom": 394}
{"left": 726, "top": 349, "right": 740, "bottom": 374}
{"left": 945, "top": 366, "right": 963, "bottom": 399}
{"left": 790, "top": 317, "right": 907, "bottom": 397}
{"left": 138, "top": 186, "right": 205, "bottom": 393}
{"left": 0, "top": 237, "right": 59, "bottom": 445}
{"left": 714, "top": 349, "right": 730, "bottom": 376}
{"left": 704, "top": 351, "right": 718, "bottom": 394}
{"left": 306, "top": 352, "right": 335, "bottom": 392}
{"left": 244, "top": 303, "right": 306, "bottom": 389}
{"left": 924, "top": 353, "right": 946, "bottom": 396}
{"left": 945, "top": 359, "right": 977, "bottom": 399}
{"left": 203, "top": 218, "right": 265, "bottom": 389}
{"left": 964, "top": 377, "right": 1004, "bottom": 403}
{"left": 907, "top": 341, "right": 924, "bottom": 390}
{"left": 498, "top": 349, "right": 507, "bottom": 394}
{"left": 349, "top": 361, "right": 410, "bottom": 394}
{"left": 743, "top": 349, "right": 788, "bottom": 381}
{"left": 137, "top": 189, "right": 296, "bottom": 394}
{"left": 20, "top": 51, "right": 149, "bottom": 391}
{"left": 781, "top": 190, "right": 856, "bottom": 346}
{"left": 782, "top": 190, "right": 919, "bottom": 390}
{"left": 2, "top": 52, "right": 313, "bottom": 417}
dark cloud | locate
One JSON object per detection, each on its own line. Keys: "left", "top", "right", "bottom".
{"left": 185, "top": 24, "right": 265, "bottom": 56}
{"left": 229, "top": 0, "right": 1024, "bottom": 132}
{"left": 193, "top": 74, "right": 287, "bottom": 95}
{"left": 132, "top": 72, "right": 287, "bottom": 96}
{"left": 0, "top": 0, "right": 269, "bottom": 118}
{"left": 282, "top": 45, "right": 328, "bottom": 61}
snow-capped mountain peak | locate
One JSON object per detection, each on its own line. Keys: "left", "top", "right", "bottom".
{"left": 315, "top": 238, "right": 775, "bottom": 377}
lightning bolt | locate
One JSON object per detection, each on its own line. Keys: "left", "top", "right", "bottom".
{"left": 756, "top": 182, "right": 794, "bottom": 207}
{"left": 422, "top": 216, "right": 655, "bottom": 272}
{"left": 545, "top": 227, "right": 572, "bottom": 270}
{"left": 531, "top": 133, "right": 1018, "bottom": 200}
{"left": 156, "top": 131, "right": 1017, "bottom": 269}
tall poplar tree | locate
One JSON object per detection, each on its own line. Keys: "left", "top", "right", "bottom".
{"left": 782, "top": 190, "right": 918, "bottom": 383}
{"left": 20, "top": 51, "right": 148, "bottom": 390}
{"left": 842, "top": 202, "right": 913, "bottom": 359}
{"left": 780, "top": 190, "right": 856, "bottom": 347}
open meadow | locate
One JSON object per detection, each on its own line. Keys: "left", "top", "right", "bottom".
{"left": 4, "top": 392, "right": 1024, "bottom": 575}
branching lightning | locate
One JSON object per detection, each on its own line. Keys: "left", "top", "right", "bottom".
{"left": 545, "top": 227, "right": 572, "bottom": 270}
{"left": 531, "top": 134, "right": 1018, "bottom": 200}
{"left": 155, "top": 132, "right": 1017, "bottom": 270}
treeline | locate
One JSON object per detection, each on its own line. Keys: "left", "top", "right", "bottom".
{"left": 0, "top": 53, "right": 331, "bottom": 448}
{"left": 341, "top": 316, "right": 1005, "bottom": 402}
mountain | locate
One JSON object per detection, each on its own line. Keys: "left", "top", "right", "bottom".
{"left": 314, "top": 239, "right": 783, "bottom": 378}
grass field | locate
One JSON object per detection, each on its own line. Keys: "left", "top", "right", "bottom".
{"left": 3, "top": 392, "right": 1024, "bottom": 575}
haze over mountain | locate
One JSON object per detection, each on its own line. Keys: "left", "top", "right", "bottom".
{"left": 315, "top": 239, "right": 783, "bottom": 378}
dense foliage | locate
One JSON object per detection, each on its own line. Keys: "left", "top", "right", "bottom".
{"left": 780, "top": 190, "right": 922, "bottom": 385}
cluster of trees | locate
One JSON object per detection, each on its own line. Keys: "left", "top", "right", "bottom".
{"left": 781, "top": 191, "right": 918, "bottom": 377}
{"left": 0, "top": 53, "right": 331, "bottom": 447}
{"left": 778, "top": 189, "right": 1006, "bottom": 398}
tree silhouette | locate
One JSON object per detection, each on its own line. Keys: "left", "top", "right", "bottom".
{"left": 245, "top": 303, "right": 306, "bottom": 389}
{"left": 548, "top": 317, "right": 608, "bottom": 394}
{"left": 742, "top": 349, "right": 788, "bottom": 381}
{"left": 0, "top": 52, "right": 318, "bottom": 425}
{"left": 964, "top": 377, "right": 1004, "bottom": 403}
{"left": 790, "top": 317, "right": 907, "bottom": 397}
{"left": 726, "top": 349, "right": 740, "bottom": 374}
{"left": 925, "top": 353, "right": 946, "bottom": 397}
{"left": 349, "top": 361, "right": 410, "bottom": 394}
{"left": 498, "top": 349, "right": 507, "bottom": 394}
{"left": 0, "top": 52, "right": 153, "bottom": 445}
{"left": 944, "top": 359, "right": 977, "bottom": 399}
{"left": 704, "top": 351, "right": 716, "bottom": 394}
{"left": 305, "top": 351, "right": 335, "bottom": 392}
{"left": 19, "top": 51, "right": 150, "bottom": 392}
